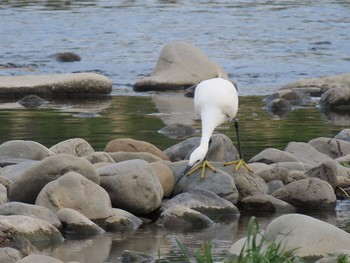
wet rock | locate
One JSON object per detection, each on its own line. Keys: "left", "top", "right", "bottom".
{"left": 18, "top": 95, "right": 48, "bottom": 108}
{"left": 102, "top": 208, "right": 143, "bottom": 231}
{"left": 108, "top": 152, "right": 162, "bottom": 163}
{"left": 49, "top": 138, "right": 94, "bottom": 157}
{"left": 0, "top": 140, "right": 53, "bottom": 161}
{"left": 305, "top": 161, "right": 338, "bottom": 188}
{"left": 83, "top": 152, "right": 115, "bottom": 164}
{"left": 104, "top": 138, "right": 169, "bottom": 160}
{"left": 249, "top": 148, "right": 298, "bottom": 164}
{"left": 150, "top": 162, "right": 174, "bottom": 198}
{"left": 0, "top": 202, "right": 62, "bottom": 229}
{"left": 162, "top": 189, "right": 239, "bottom": 220}
{"left": 264, "top": 214, "right": 350, "bottom": 257}
{"left": 267, "top": 180, "right": 285, "bottom": 194}
{"left": 9, "top": 154, "right": 99, "bottom": 204}
{"left": 169, "top": 161, "right": 239, "bottom": 204}
{"left": 239, "top": 194, "right": 296, "bottom": 213}
{"left": 335, "top": 129, "right": 350, "bottom": 142}
{"left": 0, "top": 73, "right": 112, "bottom": 98}
{"left": 232, "top": 172, "right": 269, "bottom": 201}
{"left": 264, "top": 89, "right": 311, "bottom": 106}
{"left": 51, "top": 52, "right": 81, "bottom": 62}
{"left": 36, "top": 172, "right": 113, "bottom": 221}
{"left": 165, "top": 133, "right": 239, "bottom": 162}
{"left": 158, "top": 123, "right": 197, "bottom": 139}
{"left": 17, "top": 254, "right": 64, "bottom": 263}
{"left": 0, "top": 215, "right": 63, "bottom": 243}
{"left": 279, "top": 73, "right": 350, "bottom": 93}
{"left": 158, "top": 205, "right": 214, "bottom": 230}
{"left": 264, "top": 98, "right": 292, "bottom": 115}
{"left": 320, "top": 86, "right": 350, "bottom": 109}
{"left": 133, "top": 41, "right": 228, "bottom": 91}
{"left": 121, "top": 250, "right": 156, "bottom": 263}
{"left": 309, "top": 137, "right": 350, "bottom": 158}
{"left": 272, "top": 178, "right": 336, "bottom": 210}
{"left": 57, "top": 208, "right": 105, "bottom": 235}
{"left": 284, "top": 141, "right": 332, "bottom": 165}
{"left": 0, "top": 231, "right": 36, "bottom": 258}
{"left": 0, "top": 247, "right": 22, "bottom": 263}
{"left": 0, "top": 184, "right": 7, "bottom": 205}
{"left": 256, "top": 167, "right": 289, "bottom": 182}
{"left": 97, "top": 159, "right": 163, "bottom": 215}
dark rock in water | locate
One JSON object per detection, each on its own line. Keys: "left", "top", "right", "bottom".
{"left": 158, "top": 123, "right": 197, "bottom": 139}
{"left": 121, "top": 250, "right": 156, "bottom": 263}
{"left": 18, "top": 95, "right": 48, "bottom": 108}
{"left": 264, "top": 89, "right": 311, "bottom": 106}
{"left": 51, "top": 52, "right": 81, "bottom": 62}
{"left": 264, "top": 98, "right": 292, "bottom": 118}
{"left": 320, "top": 86, "right": 350, "bottom": 109}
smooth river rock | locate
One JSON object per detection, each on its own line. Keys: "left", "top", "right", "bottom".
{"left": 0, "top": 72, "right": 112, "bottom": 97}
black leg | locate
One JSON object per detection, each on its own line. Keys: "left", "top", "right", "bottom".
{"left": 234, "top": 118, "right": 243, "bottom": 159}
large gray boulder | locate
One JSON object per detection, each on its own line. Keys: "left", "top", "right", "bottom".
{"left": 97, "top": 159, "right": 164, "bottom": 215}
{"left": 9, "top": 154, "right": 99, "bottom": 203}
{"left": 134, "top": 41, "right": 228, "bottom": 91}
{"left": 36, "top": 172, "right": 113, "bottom": 221}
{"left": 0, "top": 140, "right": 53, "bottom": 162}
{"left": 0, "top": 202, "right": 61, "bottom": 229}
{"left": 272, "top": 178, "right": 336, "bottom": 210}
{"left": 0, "top": 215, "right": 63, "bottom": 243}
{"left": 17, "top": 255, "right": 64, "bottom": 263}
{"left": 0, "top": 73, "right": 112, "bottom": 97}
{"left": 229, "top": 214, "right": 350, "bottom": 257}
{"left": 305, "top": 161, "right": 338, "bottom": 188}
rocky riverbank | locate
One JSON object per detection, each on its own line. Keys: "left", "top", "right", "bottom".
{"left": 1, "top": 132, "right": 350, "bottom": 262}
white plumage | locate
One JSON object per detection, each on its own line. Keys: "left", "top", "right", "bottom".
{"left": 180, "top": 77, "right": 252, "bottom": 181}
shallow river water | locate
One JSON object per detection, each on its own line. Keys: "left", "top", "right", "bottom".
{"left": 1, "top": 0, "right": 350, "bottom": 262}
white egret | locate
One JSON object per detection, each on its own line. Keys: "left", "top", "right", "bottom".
{"left": 181, "top": 77, "right": 253, "bottom": 181}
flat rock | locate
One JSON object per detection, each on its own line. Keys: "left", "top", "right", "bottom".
{"left": 102, "top": 208, "right": 143, "bottom": 231}
{"left": 17, "top": 255, "right": 64, "bottom": 263}
{"left": 104, "top": 138, "right": 169, "bottom": 160}
{"left": 158, "top": 205, "right": 214, "bottom": 230}
{"left": 0, "top": 73, "right": 112, "bottom": 98}
{"left": 0, "top": 215, "right": 63, "bottom": 243}
{"left": 133, "top": 41, "right": 228, "bottom": 91}
{"left": 279, "top": 73, "right": 350, "bottom": 93}
{"left": 56, "top": 208, "right": 105, "bottom": 235}
{"left": 36, "top": 172, "right": 113, "bottom": 220}
{"left": 249, "top": 148, "right": 298, "bottom": 164}
{"left": 162, "top": 189, "right": 239, "bottom": 220}
{"left": 239, "top": 194, "right": 296, "bottom": 213}
{"left": 309, "top": 137, "right": 350, "bottom": 158}
{"left": 0, "top": 202, "right": 62, "bottom": 229}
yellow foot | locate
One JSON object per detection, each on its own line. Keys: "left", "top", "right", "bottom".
{"left": 187, "top": 160, "right": 217, "bottom": 179}
{"left": 224, "top": 159, "right": 254, "bottom": 173}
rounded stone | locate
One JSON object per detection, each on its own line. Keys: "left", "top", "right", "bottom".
{"left": 49, "top": 138, "right": 94, "bottom": 157}
{"left": 36, "top": 172, "right": 113, "bottom": 221}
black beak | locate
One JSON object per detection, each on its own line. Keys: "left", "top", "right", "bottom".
{"left": 174, "top": 165, "right": 193, "bottom": 185}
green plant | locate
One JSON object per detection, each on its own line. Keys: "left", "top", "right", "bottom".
{"left": 172, "top": 216, "right": 303, "bottom": 263}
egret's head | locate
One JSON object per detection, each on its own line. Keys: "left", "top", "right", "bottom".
{"left": 182, "top": 144, "right": 208, "bottom": 176}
